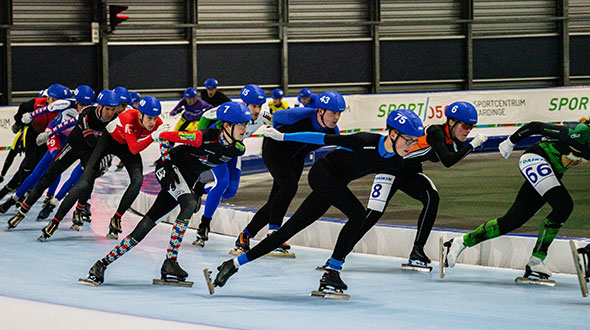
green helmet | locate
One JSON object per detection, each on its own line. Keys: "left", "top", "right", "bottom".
{"left": 569, "top": 123, "right": 590, "bottom": 146}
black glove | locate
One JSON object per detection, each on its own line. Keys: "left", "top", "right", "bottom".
{"left": 161, "top": 161, "right": 180, "bottom": 191}
{"left": 11, "top": 123, "right": 20, "bottom": 134}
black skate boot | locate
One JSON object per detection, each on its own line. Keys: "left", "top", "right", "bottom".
{"left": 402, "top": 245, "right": 433, "bottom": 273}
{"left": 203, "top": 260, "right": 239, "bottom": 295}
{"left": 37, "top": 196, "right": 58, "bottom": 221}
{"left": 106, "top": 214, "right": 122, "bottom": 239}
{"left": 0, "top": 197, "right": 17, "bottom": 214}
{"left": 81, "top": 203, "right": 92, "bottom": 222}
{"left": 0, "top": 185, "right": 15, "bottom": 201}
{"left": 7, "top": 210, "right": 26, "bottom": 229}
{"left": 38, "top": 219, "right": 59, "bottom": 242}
{"left": 192, "top": 225, "right": 210, "bottom": 247}
{"left": 265, "top": 230, "right": 295, "bottom": 258}
{"left": 230, "top": 232, "right": 250, "bottom": 255}
{"left": 153, "top": 258, "right": 193, "bottom": 287}
{"left": 311, "top": 269, "right": 350, "bottom": 300}
{"left": 70, "top": 209, "right": 84, "bottom": 231}
{"left": 78, "top": 260, "right": 107, "bottom": 286}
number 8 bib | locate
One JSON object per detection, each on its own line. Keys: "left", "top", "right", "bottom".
{"left": 367, "top": 174, "right": 395, "bottom": 212}
{"left": 518, "top": 153, "right": 560, "bottom": 196}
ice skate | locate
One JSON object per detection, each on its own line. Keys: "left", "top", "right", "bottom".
{"left": 311, "top": 269, "right": 350, "bottom": 300}
{"left": 265, "top": 230, "right": 296, "bottom": 258}
{"left": 153, "top": 258, "right": 193, "bottom": 287}
{"left": 69, "top": 209, "right": 84, "bottom": 231}
{"left": 37, "top": 197, "right": 58, "bottom": 221}
{"left": 81, "top": 203, "right": 92, "bottom": 223}
{"left": 192, "top": 225, "right": 209, "bottom": 247}
{"left": 7, "top": 210, "right": 26, "bottom": 229}
{"left": 441, "top": 236, "right": 466, "bottom": 272}
{"left": 106, "top": 214, "right": 122, "bottom": 239}
{"left": 402, "top": 245, "right": 432, "bottom": 273}
{"left": 229, "top": 232, "right": 250, "bottom": 255}
{"left": 570, "top": 241, "right": 590, "bottom": 297}
{"left": 515, "top": 256, "right": 555, "bottom": 286}
{"left": 38, "top": 219, "right": 59, "bottom": 242}
{"left": 204, "top": 259, "right": 239, "bottom": 294}
{"left": 0, "top": 197, "right": 17, "bottom": 214}
{"left": 78, "top": 260, "right": 107, "bottom": 287}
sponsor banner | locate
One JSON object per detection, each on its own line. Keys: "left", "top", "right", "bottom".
{"left": 1, "top": 86, "right": 588, "bottom": 148}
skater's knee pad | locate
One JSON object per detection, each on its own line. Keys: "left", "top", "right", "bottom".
{"left": 130, "top": 216, "right": 156, "bottom": 242}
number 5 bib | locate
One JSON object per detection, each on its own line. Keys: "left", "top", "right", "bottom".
{"left": 519, "top": 153, "right": 560, "bottom": 196}
{"left": 367, "top": 174, "right": 395, "bottom": 212}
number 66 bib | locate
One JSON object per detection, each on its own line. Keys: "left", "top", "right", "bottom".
{"left": 367, "top": 174, "right": 395, "bottom": 212}
{"left": 519, "top": 153, "right": 560, "bottom": 196}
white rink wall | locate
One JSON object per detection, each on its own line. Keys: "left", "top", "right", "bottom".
{"left": 131, "top": 191, "right": 588, "bottom": 276}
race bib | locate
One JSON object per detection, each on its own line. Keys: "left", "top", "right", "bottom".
{"left": 367, "top": 174, "right": 395, "bottom": 212}
{"left": 519, "top": 153, "right": 561, "bottom": 196}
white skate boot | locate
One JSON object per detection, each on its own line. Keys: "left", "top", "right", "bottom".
{"left": 444, "top": 236, "right": 466, "bottom": 268}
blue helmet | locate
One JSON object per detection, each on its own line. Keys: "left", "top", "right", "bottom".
{"left": 38, "top": 89, "right": 47, "bottom": 97}
{"left": 138, "top": 96, "right": 162, "bottom": 117}
{"left": 184, "top": 87, "right": 197, "bottom": 98}
{"left": 217, "top": 101, "right": 252, "bottom": 124}
{"left": 240, "top": 84, "right": 266, "bottom": 105}
{"left": 130, "top": 92, "right": 141, "bottom": 104}
{"left": 386, "top": 109, "right": 424, "bottom": 137}
{"left": 96, "top": 90, "right": 120, "bottom": 107}
{"left": 318, "top": 91, "right": 346, "bottom": 112}
{"left": 204, "top": 78, "right": 218, "bottom": 89}
{"left": 113, "top": 86, "right": 130, "bottom": 104}
{"left": 298, "top": 88, "right": 311, "bottom": 98}
{"left": 47, "top": 84, "right": 70, "bottom": 100}
{"left": 271, "top": 88, "right": 284, "bottom": 99}
{"left": 445, "top": 101, "right": 478, "bottom": 125}
{"left": 74, "top": 85, "right": 95, "bottom": 105}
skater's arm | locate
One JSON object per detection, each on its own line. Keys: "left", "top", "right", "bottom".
{"left": 125, "top": 119, "right": 164, "bottom": 155}
{"left": 272, "top": 107, "right": 316, "bottom": 128}
{"left": 426, "top": 126, "right": 472, "bottom": 167}
{"left": 509, "top": 122, "right": 568, "bottom": 145}
{"left": 197, "top": 108, "right": 217, "bottom": 130}
{"left": 48, "top": 118, "right": 77, "bottom": 137}
{"left": 159, "top": 130, "right": 203, "bottom": 146}
{"left": 169, "top": 99, "right": 186, "bottom": 117}
{"left": 267, "top": 127, "right": 366, "bottom": 150}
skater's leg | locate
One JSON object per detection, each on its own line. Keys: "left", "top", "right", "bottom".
{"left": 112, "top": 151, "right": 143, "bottom": 218}
{"left": 166, "top": 194, "right": 198, "bottom": 259}
{"left": 55, "top": 162, "right": 83, "bottom": 201}
{"left": 202, "top": 163, "right": 230, "bottom": 219}
{"left": 531, "top": 185, "right": 573, "bottom": 260}
{"left": 102, "top": 190, "right": 178, "bottom": 265}
{"left": 13, "top": 150, "right": 54, "bottom": 199}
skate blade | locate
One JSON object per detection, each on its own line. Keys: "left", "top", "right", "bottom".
{"left": 106, "top": 233, "right": 119, "bottom": 240}
{"left": 315, "top": 265, "right": 329, "bottom": 272}
{"left": 401, "top": 263, "right": 432, "bottom": 273}
{"left": 569, "top": 240, "right": 589, "bottom": 298}
{"left": 310, "top": 290, "right": 350, "bottom": 300}
{"left": 153, "top": 278, "right": 193, "bottom": 288}
{"left": 37, "top": 235, "right": 48, "bottom": 242}
{"left": 192, "top": 239, "right": 205, "bottom": 247}
{"left": 203, "top": 268, "right": 215, "bottom": 295}
{"left": 439, "top": 236, "right": 446, "bottom": 279}
{"left": 229, "top": 249, "right": 245, "bottom": 256}
{"left": 265, "top": 250, "right": 296, "bottom": 258}
{"left": 515, "top": 276, "right": 556, "bottom": 287}
{"left": 78, "top": 278, "right": 101, "bottom": 287}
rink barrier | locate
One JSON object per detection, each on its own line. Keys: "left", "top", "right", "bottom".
{"left": 131, "top": 168, "right": 587, "bottom": 276}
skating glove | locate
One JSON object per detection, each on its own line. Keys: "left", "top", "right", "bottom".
{"left": 261, "top": 126, "right": 284, "bottom": 141}
{"left": 162, "top": 161, "right": 180, "bottom": 191}
{"left": 151, "top": 124, "right": 171, "bottom": 141}
{"left": 36, "top": 131, "right": 51, "bottom": 146}
{"left": 11, "top": 123, "right": 20, "bottom": 134}
{"left": 469, "top": 134, "right": 488, "bottom": 149}
{"left": 498, "top": 138, "right": 515, "bottom": 159}
{"left": 22, "top": 112, "right": 33, "bottom": 124}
